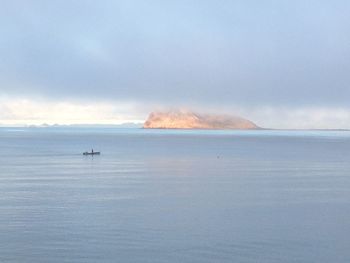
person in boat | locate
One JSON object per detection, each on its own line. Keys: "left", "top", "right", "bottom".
{"left": 92, "top": 149, "right": 94, "bottom": 153}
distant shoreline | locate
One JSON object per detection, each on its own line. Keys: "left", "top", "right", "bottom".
{"left": 0, "top": 126, "right": 349, "bottom": 131}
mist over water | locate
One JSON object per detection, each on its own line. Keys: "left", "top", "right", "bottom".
{"left": 0, "top": 128, "right": 349, "bottom": 262}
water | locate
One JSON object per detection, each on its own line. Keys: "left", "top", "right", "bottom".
{"left": 0, "top": 128, "right": 349, "bottom": 263}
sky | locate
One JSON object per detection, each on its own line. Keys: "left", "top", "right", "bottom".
{"left": 1, "top": 0, "right": 350, "bottom": 128}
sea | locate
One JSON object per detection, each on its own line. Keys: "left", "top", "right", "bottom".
{"left": 0, "top": 127, "right": 349, "bottom": 263}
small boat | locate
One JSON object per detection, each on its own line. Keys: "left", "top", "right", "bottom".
{"left": 83, "top": 151, "right": 101, "bottom": 155}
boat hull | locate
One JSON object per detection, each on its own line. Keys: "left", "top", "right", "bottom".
{"left": 83, "top": 152, "right": 100, "bottom": 155}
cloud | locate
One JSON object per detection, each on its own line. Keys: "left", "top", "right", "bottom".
{"left": 232, "top": 106, "right": 350, "bottom": 129}
{"left": 0, "top": 1, "right": 350, "bottom": 127}
{"left": 0, "top": 97, "right": 144, "bottom": 125}
{"left": 1, "top": 1, "right": 350, "bottom": 105}
{"left": 1, "top": 97, "right": 350, "bottom": 129}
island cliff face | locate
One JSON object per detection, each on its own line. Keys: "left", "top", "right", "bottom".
{"left": 143, "top": 110, "right": 259, "bottom": 129}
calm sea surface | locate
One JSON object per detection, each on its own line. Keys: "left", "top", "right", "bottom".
{"left": 0, "top": 128, "right": 349, "bottom": 263}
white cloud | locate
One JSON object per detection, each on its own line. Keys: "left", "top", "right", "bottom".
{"left": 233, "top": 106, "right": 350, "bottom": 129}
{"left": 1, "top": 97, "right": 349, "bottom": 129}
{"left": 0, "top": 97, "right": 145, "bottom": 125}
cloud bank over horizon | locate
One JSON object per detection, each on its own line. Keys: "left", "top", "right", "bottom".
{"left": 1, "top": 97, "right": 350, "bottom": 129}
{"left": 1, "top": 1, "right": 350, "bottom": 128}
{"left": 0, "top": 97, "right": 145, "bottom": 125}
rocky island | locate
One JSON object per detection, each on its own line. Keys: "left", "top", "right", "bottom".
{"left": 143, "top": 110, "right": 259, "bottom": 129}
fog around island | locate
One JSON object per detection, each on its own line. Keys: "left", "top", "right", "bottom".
{"left": 1, "top": 0, "right": 350, "bottom": 128}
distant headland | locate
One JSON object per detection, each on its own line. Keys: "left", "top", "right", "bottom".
{"left": 143, "top": 110, "right": 260, "bottom": 130}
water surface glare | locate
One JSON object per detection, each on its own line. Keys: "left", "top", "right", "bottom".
{"left": 0, "top": 128, "right": 349, "bottom": 262}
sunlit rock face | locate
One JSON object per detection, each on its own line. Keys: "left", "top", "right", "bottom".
{"left": 143, "top": 110, "right": 259, "bottom": 129}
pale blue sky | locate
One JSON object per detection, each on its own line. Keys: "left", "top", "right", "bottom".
{"left": 1, "top": 1, "right": 350, "bottom": 127}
